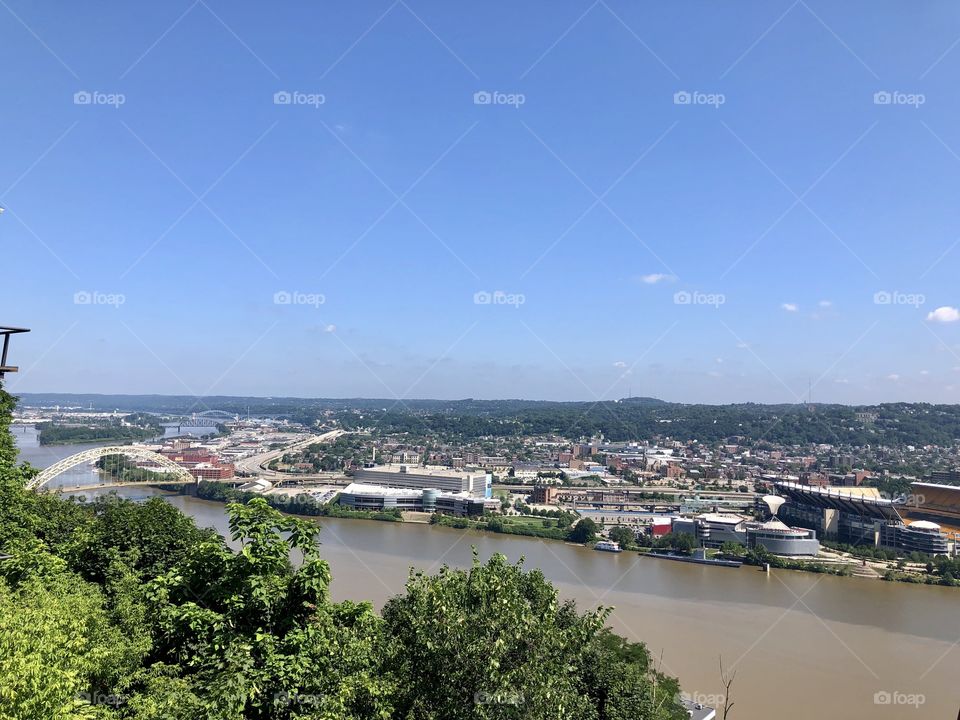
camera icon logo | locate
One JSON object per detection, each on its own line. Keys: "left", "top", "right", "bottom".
{"left": 273, "top": 91, "right": 292, "bottom": 105}
{"left": 673, "top": 290, "right": 691, "bottom": 304}
{"left": 473, "top": 290, "right": 492, "bottom": 304}
{"left": 673, "top": 91, "right": 691, "bottom": 105}
{"left": 473, "top": 91, "right": 492, "bottom": 105}
{"left": 873, "top": 91, "right": 892, "bottom": 105}
{"left": 873, "top": 691, "right": 891, "bottom": 705}
{"left": 273, "top": 290, "right": 292, "bottom": 305}
{"left": 73, "top": 290, "right": 92, "bottom": 304}
{"left": 74, "top": 90, "right": 92, "bottom": 105}
{"left": 873, "top": 290, "right": 891, "bottom": 305}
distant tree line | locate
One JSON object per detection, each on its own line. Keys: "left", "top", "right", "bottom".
{"left": 37, "top": 413, "right": 164, "bottom": 446}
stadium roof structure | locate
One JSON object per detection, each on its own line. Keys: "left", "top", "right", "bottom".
{"left": 907, "top": 482, "right": 960, "bottom": 527}
{"left": 773, "top": 481, "right": 903, "bottom": 523}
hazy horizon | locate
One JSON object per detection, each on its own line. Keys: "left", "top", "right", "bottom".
{"left": 10, "top": 389, "right": 945, "bottom": 408}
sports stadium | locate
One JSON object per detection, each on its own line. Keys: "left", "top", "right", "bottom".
{"left": 773, "top": 481, "right": 951, "bottom": 555}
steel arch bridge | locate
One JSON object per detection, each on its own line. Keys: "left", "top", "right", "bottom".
{"left": 194, "top": 410, "right": 236, "bottom": 419}
{"left": 165, "top": 410, "right": 238, "bottom": 427}
{"left": 27, "top": 446, "right": 196, "bottom": 492}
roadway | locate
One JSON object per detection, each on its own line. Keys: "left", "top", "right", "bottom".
{"left": 233, "top": 429, "right": 345, "bottom": 480}
{"left": 494, "top": 484, "right": 757, "bottom": 501}
{"left": 55, "top": 479, "right": 197, "bottom": 493}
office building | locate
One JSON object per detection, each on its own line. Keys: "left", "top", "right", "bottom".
{"left": 338, "top": 482, "right": 496, "bottom": 517}
{"left": 352, "top": 465, "right": 492, "bottom": 498}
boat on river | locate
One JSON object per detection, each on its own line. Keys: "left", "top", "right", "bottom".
{"left": 594, "top": 540, "right": 623, "bottom": 553}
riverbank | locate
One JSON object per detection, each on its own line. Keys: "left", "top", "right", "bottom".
{"left": 194, "top": 481, "right": 402, "bottom": 523}
{"left": 190, "top": 485, "right": 960, "bottom": 588}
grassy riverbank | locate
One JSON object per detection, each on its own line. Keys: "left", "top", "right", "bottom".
{"left": 194, "top": 481, "right": 402, "bottom": 522}
{"left": 432, "top": 513, "right": 570, "bottom": 541}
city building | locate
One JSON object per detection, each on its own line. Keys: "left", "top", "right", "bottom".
{"left": 337, "top": 482, "right": 496, "bottom": 517}
{"left": 352, "top": 465, "right": 492, "bottom": 498}
{"left": 188, "top": 462, "right": 236, "bottom": 480}
{"left": 390, "top": 450, "right": 421, "bottom": 465}
{"left": 530, "top": 483, "right": 560, "bottom": 504}
{"left": 928, "top": 469, "right": 960, "bottom": 485}
{"left": 880, "top": 521, "right": 949, "bottom": 555}
{"left": 672, "top": 512, "right": 820, "bottom": 556}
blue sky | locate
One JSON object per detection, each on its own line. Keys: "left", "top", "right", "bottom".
{"left": 3, "top": 1, "right": 960, "bottom": 403}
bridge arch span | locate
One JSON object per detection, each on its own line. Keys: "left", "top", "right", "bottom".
{"left": 194, "top": 410, "right": 236, "bottom": 419}
{"left": 27, "top": 446, "right": 196, "bottom": 491}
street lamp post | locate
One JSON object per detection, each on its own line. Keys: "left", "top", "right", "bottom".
{"left": 0, "top": 327, "right": 30, "bottom": 378}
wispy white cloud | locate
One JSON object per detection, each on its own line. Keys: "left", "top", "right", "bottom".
{"left": 637, "top": 273, "right": 675, "bottom": 285}
{"left": 613, "top": 360, "right": 627, "bottom": 368}
{"left": 781, "top": 303, "right": 799, "bottom": 312}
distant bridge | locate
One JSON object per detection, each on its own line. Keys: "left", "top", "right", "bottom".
{"left": 27, "top": 446, "right": 197, "bottom": 492}
{"left": 161, "top": 410, "right": 239, "bottom": 428}
{"left": 163, "top": 418, "right": 221, "bottom": 428}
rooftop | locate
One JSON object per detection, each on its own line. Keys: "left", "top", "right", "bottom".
{"left": 361, "top": 464, "right": 487, "bottom": 478}
{"left": 341, "top": 482, "right": 474, "bottom": 500}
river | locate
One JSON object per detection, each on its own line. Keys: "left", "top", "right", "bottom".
{"left": 15, "top": 435, "right": 960, "bottom": 720}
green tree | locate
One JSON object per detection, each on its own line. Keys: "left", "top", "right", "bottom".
{"left": 142, "top": 498, "right": 393, "bottom": 719}
{"left": 719, "top": 541, "right": 746, "bottom": 558}
{"left": 382, "top": 553, "right": 683, "bottom": 720}
{"left": 608, "top": 526, "right": 636, "bottom": 549}
{"left": 567, "top": 517, "right": 599, "bottom": 544}
{"left": 0, "top": 545, "right": 146, "bottom": 720}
